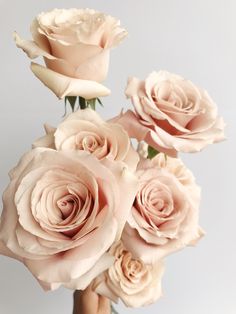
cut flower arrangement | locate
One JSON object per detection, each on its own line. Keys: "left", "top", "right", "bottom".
{"left": 0, "top": 8, "right": 225, "bottom": 312}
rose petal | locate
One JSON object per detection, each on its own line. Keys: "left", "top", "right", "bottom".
{"left": 24, "top": 215, "right": 117, "bottom": 283}
{"left": 74, "top": 49, "right": 110, "bottom": 82}
{"left": 64, "top": 252, "right": 115, "bottom": 290}
{"left": 112, "top": 110, "right": 177, "bottom": 157}
{"left": 30, "top": 62, "right": 111, "bottom": 99}
{"left": 0, "top": 239, "right": 23, "bottom": 262}
{"left": 14, "top": 32, "right": 55, "bottom": 60}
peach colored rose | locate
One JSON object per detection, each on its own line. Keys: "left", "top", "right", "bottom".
{"left": 115, "top": 71, "right": 225, "bottom": 156}
{"left": 14, "top": 8, "right": 127, "bottom": 98}
{"left": 94, "top": 241, "right": 164, "bottom": 307}
{"left": 122, "top": 153, "right": 204, "bottom": 263}
{"left": 0, "top": 148, "right": 138, "bottom": 291}
{"left": 33, "top": 109, "right": 139, "bottom": 171}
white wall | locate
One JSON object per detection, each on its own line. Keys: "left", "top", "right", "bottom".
{"left": 0, "top": 1, "right": 235, "bottom": 313}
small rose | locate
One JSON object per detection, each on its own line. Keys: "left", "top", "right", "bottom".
{"left": 14, "top": 8, "right": 127, "bottom": 98}
{"left": 114, "top": 71, "right": 225, "bottom": 156}
{"left": 33, "top": 108, "right": 139, "bottom": 171}
{"left": 0, "top": 148, "right": 138, "bottom": 290}
{"left": 94, "top": 241, "right": 164, "bottom": 307}
{"left": 122, "top": 153, "right": 204, "bottom": 263}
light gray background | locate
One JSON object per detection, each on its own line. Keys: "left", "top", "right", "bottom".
{"left": 0, "top": 0, "right": 235, "bottom": 313}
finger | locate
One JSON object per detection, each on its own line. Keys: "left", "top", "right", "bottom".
{"left": 98, "top": 295, "right": 111, "bottom": 314}
{"left": 73, "top": 290, "right": 81, "bottom": 314}
{"left": 73, "top": 287, "right": 99, "bottom": 314}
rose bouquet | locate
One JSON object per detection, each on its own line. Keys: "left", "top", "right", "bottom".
{"left": 0, "top": 8, "right": 225, "bottom": 313}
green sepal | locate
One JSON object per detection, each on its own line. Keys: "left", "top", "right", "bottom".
{"left": 79, "top": 96, "right": 87, "bottom": 110}
{"left": 97, "top": 98, "right": 104, "bottom": 107}
{"left": 64, "top": 96, "right": 104, "bottom": 114}
{"left": 86, "top": 98, "right": 96, "bottom": 110}
{"left": 65, "top": 96, "right": 77, "bottom": 112}
{"left": 148, "top": 145, "right": 159, "bottom": 159}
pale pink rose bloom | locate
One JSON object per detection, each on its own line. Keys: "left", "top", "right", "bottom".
{"left": 122, "top": 153, "right": 204, "bottom": 263}
{"left": 33, "top": 108, "right": 139, "bottom": 171}
{"left": 94, "top": 241, "right": 164, "bottom": 307}
{"left": 115, "top": 71, "right": 225, "bottom": 156}
{"left": 14, "top": 8, "right": 127, "bottom": 98}
{"left": 0, "top": 148, "right": 138, "bottom": 291}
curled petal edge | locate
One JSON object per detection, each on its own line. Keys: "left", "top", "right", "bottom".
{"left": 14, "top": 32, "right": 56, "bottom": 60}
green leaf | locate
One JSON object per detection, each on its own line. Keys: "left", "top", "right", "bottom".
{"left": 65, "top": 96, "right": 77, "bottom": 112}
{"left": 148, "top": 146, "right": 159, "bottom": 159}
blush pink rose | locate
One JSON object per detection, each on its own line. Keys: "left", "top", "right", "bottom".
{"left": 14, "top": 8, "right": 127, "bottom": 98}
{"left": 122, "top": 153, "right": 204, "bottom": 263}
{"left": 115, "top": 71, "right": 225, "bottom": 156}
{"left": 33, "top": 108, "right": 139, "bottom": 171}
{"left": 94, "top": 241, "right": 164, "bottom": 307}
{"left": 0, "top": 148, "right": 138, "bottom": 291}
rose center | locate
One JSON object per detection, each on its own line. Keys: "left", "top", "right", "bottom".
{"left": 152, "top": 81, "right": 197, "bottom": 113}
{"left": 121, "top": 252, "right": 145, "bottom": 282}
{"left": 136, "top": 180, "right": 174, "bottom": 229}
{"left": 76, "top": 133, "right": 105, "bottom": 153}
{"left": 57, "top": 196, "right": 75, "bottom": 219}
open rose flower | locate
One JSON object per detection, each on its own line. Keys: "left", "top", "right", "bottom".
{"left": 0, "top": 148, "right": 138, "bottom": 290}
{"left": 122, "top": 153, "right": 204, "bottom": 263}
{"left": 94, "top": 241, "right": 164, "bottom": 307}
{"left": 115, "top": 71, "right": 225, "bottom": 156}
{"left": 33, "top": 108, "right": 139, "bottom": 171}
{"left": 14, "top": 8, "right": 127, "bottom": 98}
